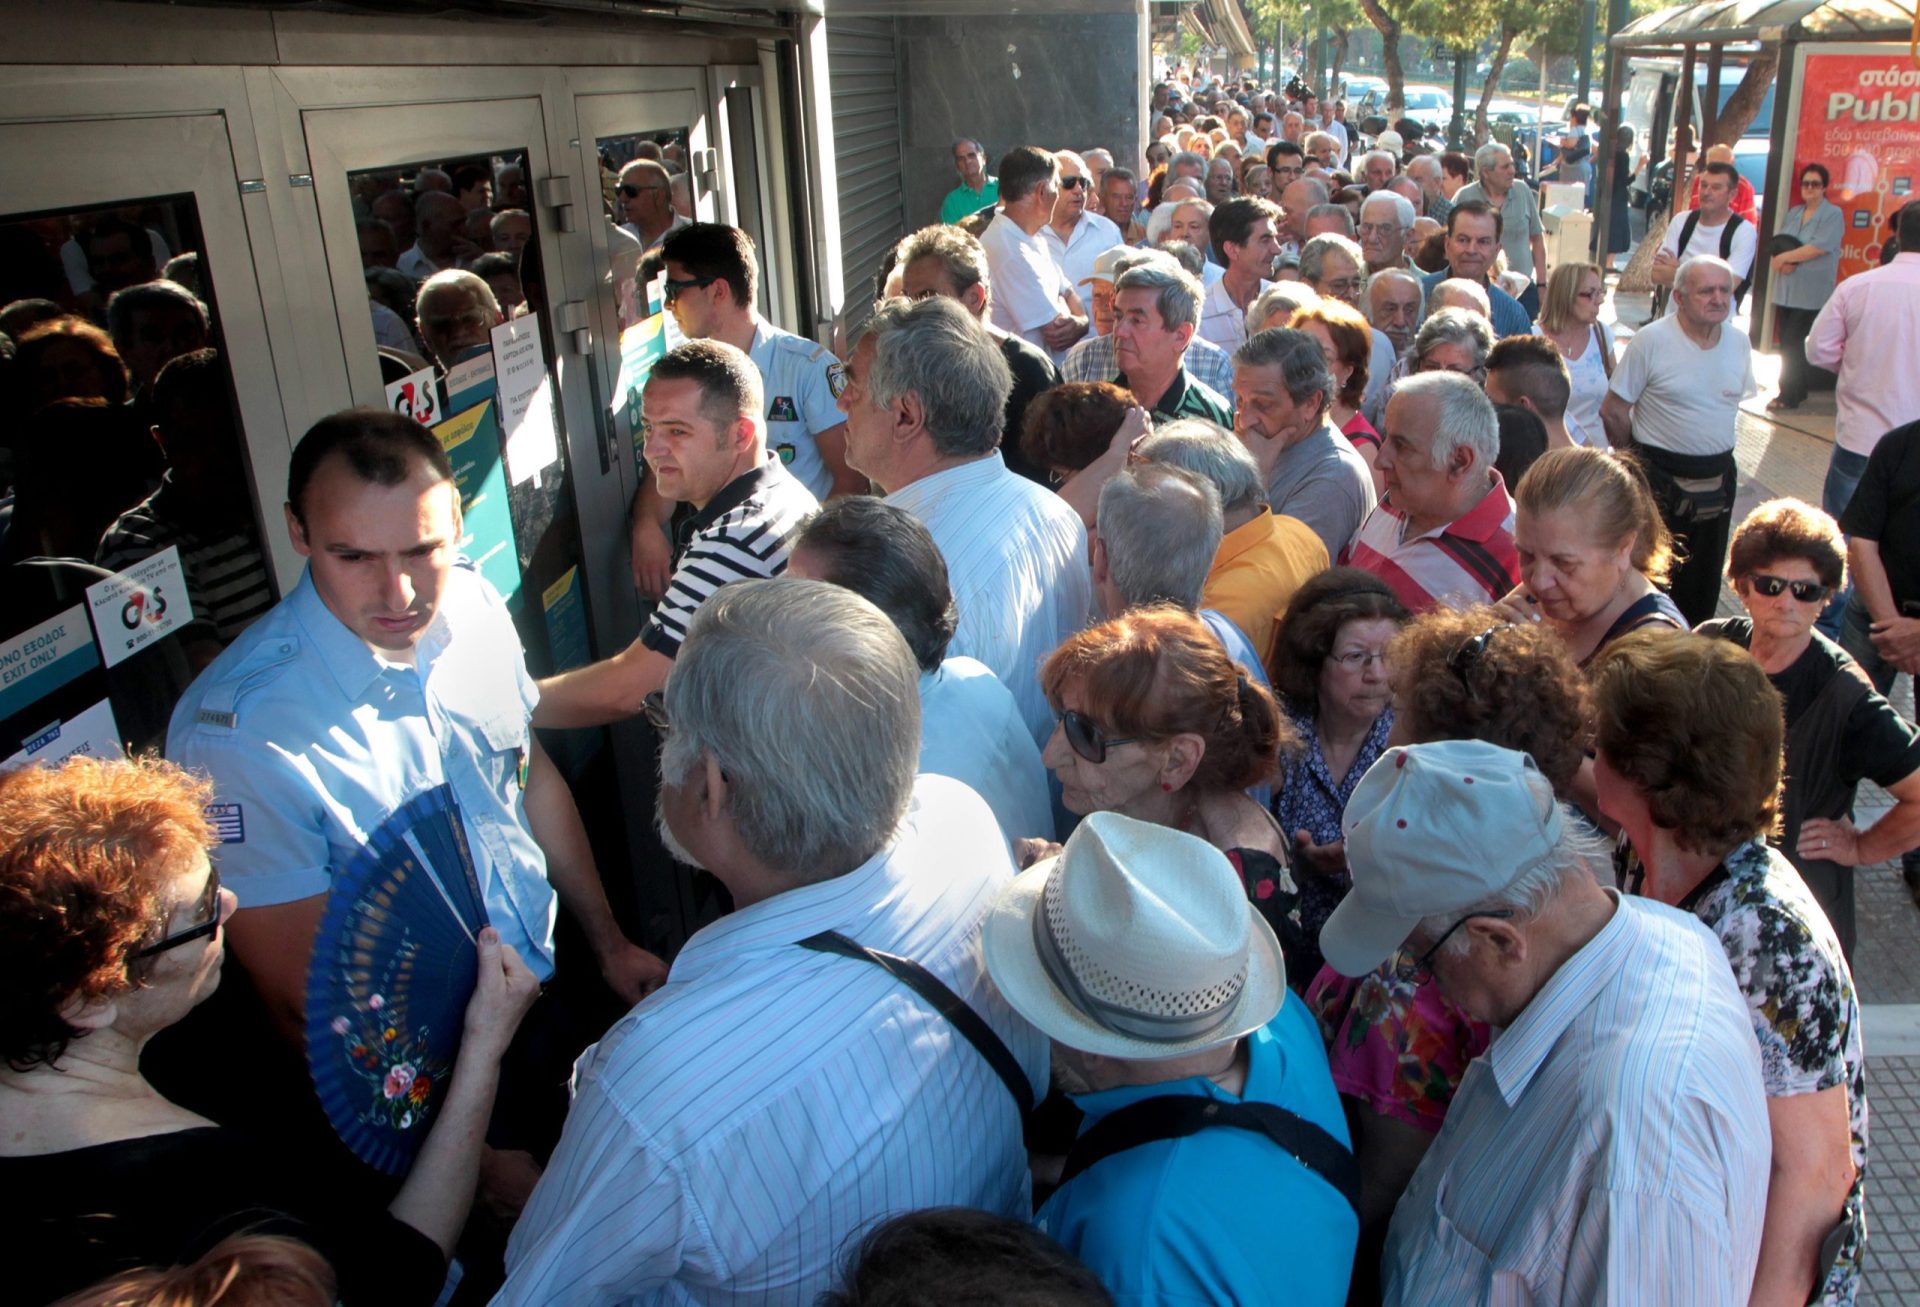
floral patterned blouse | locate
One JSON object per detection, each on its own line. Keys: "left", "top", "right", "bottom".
{"left": 1688, "top": 839, "right": 1867, "bottom": 1306}
{"left": 1305, "top": 964, "right": 1492, "bottom": 1133}
{"left": 1271, "top": 699, "right": 1394, "bottom": 982}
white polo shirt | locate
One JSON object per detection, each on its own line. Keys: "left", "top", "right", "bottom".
{"left": 983, "top": 212, "right": 1076, "bottom": 363}
{"left": 1041, "top": 211, "right": 1123, "bottom": 311}
{"left": 1198, "top": 275, "right": 1271, "bottom": 351}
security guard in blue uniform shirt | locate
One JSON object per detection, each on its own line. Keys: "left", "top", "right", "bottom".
{"left": 168, "top": 409, "right": 665, "bottom": 1087}
{"left": 629, "top": 223, "right": 858, "bottom": 598}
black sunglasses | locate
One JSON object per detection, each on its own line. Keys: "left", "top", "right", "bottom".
{"left": 663, "top": 275, "right": 719, "bottom": 304}
{"left": 1060, "top": 176, "right": 1090, "bottom": 190}
{"left": 1447, "top": 625, "right": 1500, "bottom": 679}
{"left": 1056, "top": 708, "right": 1140, "bottom": 765}
{"left": 132, "top": 867, "right": 223, "bottom": 960}
{"left": 642, "top": 690, "right": 671, "bottom": 734}
{"left": 1394, "top": 909, "right": 1514, "bottom": 983}
{"left": 1749, "top": 573, "right": 1829, "bottom": 603}
{"left": 619, "top": 183, "right": 665, "bottom": 199}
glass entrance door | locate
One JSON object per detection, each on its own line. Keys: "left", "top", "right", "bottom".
{"left": 0, "top": 113, "right": 285, "bottom": 760}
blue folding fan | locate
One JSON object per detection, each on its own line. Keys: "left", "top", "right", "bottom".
{"left": 304, "top": 784, "right": 490, "bottom": 1175}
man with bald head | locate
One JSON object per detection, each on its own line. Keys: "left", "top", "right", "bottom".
{"left": 1278, "top": 176, "right": 1329, "bottom": 255}
{"left": 617, "top": 158, "right": 688, "bottom": 252}
{"left": 398, "top": 191, "right": 469, "bottom": 282}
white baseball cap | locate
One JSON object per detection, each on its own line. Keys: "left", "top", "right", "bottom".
{"left": 1374, "top": 130, "right": 1405, "bottom": 158}
{"left": 1320, "top": 739, "right": 1563, "bottom": 976}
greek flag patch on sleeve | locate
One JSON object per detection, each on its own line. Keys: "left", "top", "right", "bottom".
{"left": 207, "top": 803, "right": 246, "bottom": 844}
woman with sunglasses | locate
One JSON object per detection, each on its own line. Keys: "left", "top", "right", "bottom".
{"left": 1767, "top": 162, "right": 1843, "bottom": 414}
{"left": 1267, "top": 569, "right": 1410, "bottom": 984}
{"left": 1027, "top": 606, "right": 1304, "bottom": 959}
{"left": 1307, "top": 606, "right": 1591, "bottom": 1301}
{"left": 0, "top": 756, "right": 539, "bottom": 1306}
{"left": 1590, "top": 631, "right": 1867, "bottom": 1307}
{"left": 1534, "top": 262, "right": 1614, "bottom": 449}
{"left": 1696, "top": 497, "right": 1920, "bottom": 960}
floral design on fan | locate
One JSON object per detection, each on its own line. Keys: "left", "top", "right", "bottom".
{"left": 328, "top": 993, "right": 452, "bottom": 1132}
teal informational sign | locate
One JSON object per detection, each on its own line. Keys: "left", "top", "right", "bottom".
{"left": 540, "top": 565, "right": 590, "bottom": 674}
{"left": 432, "top": 399, "right": 522, "bottom": 603}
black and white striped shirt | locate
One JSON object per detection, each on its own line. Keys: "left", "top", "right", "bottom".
{"left": 640, "top": 457, "right": 819, "bottom": 658}
{"left": 96, "top": 481, "right": 276, "bottom": 644}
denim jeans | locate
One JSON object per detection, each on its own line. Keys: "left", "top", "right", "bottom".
{"left": 1818, "top": 446, "right": 1873, "bottom": 638}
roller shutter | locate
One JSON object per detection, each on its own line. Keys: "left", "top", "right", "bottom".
{"left": 827, "top": 16, "right": 905, "bottom": 330}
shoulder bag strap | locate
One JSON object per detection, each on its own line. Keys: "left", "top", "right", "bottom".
{"left": 1058, "top": 1093, "right": 1361, "bottom": 1215}
{"left": 798, "top": 930, "right": 1035, "bottom": 1118}
{"left": 1594, "top": 322, "right": 1614, "bottom": 380}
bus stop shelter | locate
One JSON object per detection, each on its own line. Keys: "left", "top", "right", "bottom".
{"left": 1593, "top": 0, "right": 1919, "bottom": 342}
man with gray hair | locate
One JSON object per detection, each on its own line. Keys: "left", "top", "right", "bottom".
{"left": 983, "top": 146, "right": 1089, "bottom": 362}
{"left": 1454, "top": 141, "right": 1547, "bottom": 314}
{"left": 414, "top": 268, "right": 503, "bottom": 370}
{"left": 1602, "top": 254, "right": 1756, "bottom": 624}
{"left": 1405, "top": 153, "right": 1450, "bottom": 223}
{"left": 1304, "top": 204, "right": 1358, "bottom": 241}
{"left": 1091, "top": 462, "right": 1269, "bottom": 687}
{"left": 1045, "top": 149, "right": 1123, "bottom": 301}
{"left": 940, "top": 136, "right": 998, "bottom": 225}
{"left": 1062, "top": 248, "right": 1236, "bottom": 397}
{"left": 1366, "top": 268, "right": 1425, "bottom": 364}
{"left": 1358, "top": 149, "right": 1397, "bottom": 193}
{"left": 1302, "top": 232, "right": 1366, "bottom": 305}
{"left": 1357, "top": 191, "right": 1416, "bottom": 277}
{"left": 616, "top": 157, "right": 688, "bottom": 253}
{"left": 1233, "top": 327, "right": 1377, "bottom": 557}
{"left": 838, "top": 295, "right": 1091, "bottom": 744}
{"left": 1322, "top": 739, "right": 1769, "bottom": 1305}
{"left": 504, "top": 579, "right": 1047, "bottom": 1305}
{"left": 1141, "top": 418, "right": 1328, "bottom": 664}
{"left": 1344, "top": 370, "right": 1519, "bottom": 612}
{"left": 1109, "top": 260, "right": 1232, "bottom": 424}
{"left": 897, "top": 223, "right": 1060, "bottom": 486}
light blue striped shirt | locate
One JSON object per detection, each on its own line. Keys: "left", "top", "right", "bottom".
{"left": 885, "top": 453, "right": 1092, "bottom": 747}
{"left": 495, "top": 776, "right": 1047, "bottom": 1306}
{"left": 1382, "top": 891, "right": 1770, "bottom": 1306}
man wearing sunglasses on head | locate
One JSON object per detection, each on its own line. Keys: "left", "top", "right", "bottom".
{"left": 615, "top": 158, "right": 688, "bottom": 254}
{"left": 626, "top": 223, "right": 859, "bottom": 599}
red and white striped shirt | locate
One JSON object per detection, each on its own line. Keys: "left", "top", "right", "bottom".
{"left": 1341, "top": 475, "right": 1520, "bottom": 614}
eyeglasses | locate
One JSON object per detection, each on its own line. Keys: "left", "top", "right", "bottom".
{"left": 1418, "top": 359, "right": 1488, "bottom": 382}
{"left": 1801, "top": 178, "right": 1827, "bottom": 189}
{"left": 1394, "top": 909, "right": 1515, "bottom": 983}
{"left": 1060, "top": 176, "right": 1090, "bottom": 190}
{"left": 1357, "top": 221, "right": 1404, "bottom": 238}
{"left": 1576, "top": 288, "right": 1605, "bottom": 301}
{"left": 1749, "top": 573, "right": 1829, "bottom": 603}
{"left": 1320, "top": 277, "right": 1365, "bottom": 296}
{"left": 132, "top": 867, "right": 223, "bottom": 960}
{"left": 619, "top": 184, "right": 667, "bottom": 199}
{"left": 1448, "top": 624, "right": 1499, "bottom": 678}
{"left": 663, "top": 275, "right": 719, "bottom": 304}
{"left": 1331, "top": 646, "right": 1389, "bottom": 671}
{"left": 641, "top": 690, "right": 671, "bottom": 734}
{"left": 1055, "top": 708, "right": 1141, "bottom": 765}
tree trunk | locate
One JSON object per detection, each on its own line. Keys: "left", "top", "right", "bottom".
{"left": 1356, "top": 0, "right": 1406, "bottom": 113}
{"left": 1330, "top": 27, "right": 1350, "bottom": 100}
{"left": 1709, "top": 45, "right": 1779, "bottom": 146}
{"left": 1475, "top": 25, "right": 1518, "bottom": 147}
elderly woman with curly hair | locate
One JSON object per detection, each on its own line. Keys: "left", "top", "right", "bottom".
{"left": 1307, "top": 606, "right": 1592, "bottom": 1290}
{"left": 1591, "top": 632, "right": 1866, "bottom": 1307}
{"left": 1698, "top": 498, "right": 1920, "bottom": 960}
{"left": 0, "top": 757, "right": 538, "bottom": 1306}
{"left": 1268, "top": 568, "right": 1410, "bottom": 982}
{"left": 1023, "top": 605, "right": 1303, "bottom": 950}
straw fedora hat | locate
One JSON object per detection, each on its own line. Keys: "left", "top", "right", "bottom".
{"left": 984, "top": 810, "right": 1286, "bottom": 1061}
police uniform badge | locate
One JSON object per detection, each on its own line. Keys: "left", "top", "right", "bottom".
{"left": 768, "top": 395, "right": 800, "bottom": 423}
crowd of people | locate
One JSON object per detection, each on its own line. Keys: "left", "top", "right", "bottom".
{"left": 4, "top": 62, "right": 1920, "bottom": 1307}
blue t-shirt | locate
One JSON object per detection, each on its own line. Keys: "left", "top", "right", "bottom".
{"left": 1037, "top": 1000, "right": 1359, "bottom": 1306}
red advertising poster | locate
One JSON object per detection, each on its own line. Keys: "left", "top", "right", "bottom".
{"left": 1791, "top": 50, "right": 1920, "bottom": 284}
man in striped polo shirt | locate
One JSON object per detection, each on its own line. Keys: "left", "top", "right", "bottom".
{"left": 1342, "top": 371, "right": 1519, "bottom": 613}
{"left": 534, "top": 340, "right": 818, "bottom": 727}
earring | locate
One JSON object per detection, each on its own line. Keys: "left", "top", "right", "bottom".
{"left": 1161, "top": 782, "right": 1173, "bottom": 792}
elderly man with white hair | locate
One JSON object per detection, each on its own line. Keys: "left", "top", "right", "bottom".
{"left": 1454, "top": 141, "right": 1548, "bottom": 314}
{"left": 1357, "top": 191, "right": 1415, "bottom": 277}
{"left": 1141, "top": 418, "right": 1328, "bottom": 664}
{"left": 1245, "top": 281, "right": 1321, "bottom": 336}
{"left": 1358, "top": 149, "right": 1397, "bottom": 194}
{"left": 1343, "top": 370, "right": 1520, "bottom": 612}
{"left": 1404, "top": 153, "right": 1449, "bottom": 223}
{"left": 838, "top": 295, "right": 1092, "bottom": 744}
{"left": 1044, "top": 149, "right": 1124, "bottom": 301}
{"left": 502, "top": 579, "right": 1047, "bottom": 1305}
{"left": 1601, "top": 254, "right": 1757, "bottom": 625}
{"left": 985, "top": 810, "right": 1359, "bottom": 1306}
{"left": 1323, "top": 738, "right": 1771, "bottom": 1306}
{"left": 1302, "top": 233, "right": 1366, "bottom": 306}
{"left": 413, "top": 268, "right": 502, "bottom": 370}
